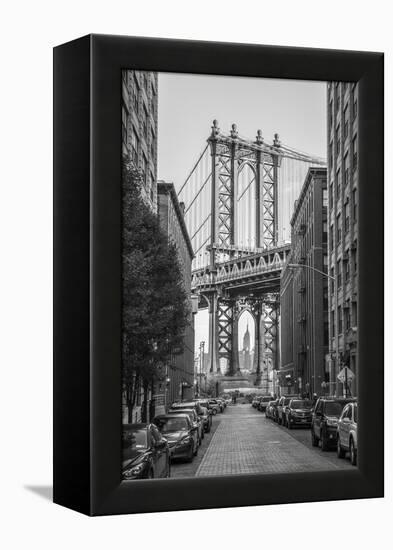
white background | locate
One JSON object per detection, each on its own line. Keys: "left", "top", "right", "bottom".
{"left": 0, "top": 1, "right": 391, "bottom": 548}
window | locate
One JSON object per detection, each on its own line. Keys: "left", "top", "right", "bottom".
{"left": 336, "top": 168, "right": 341, "bottom": 200}
{"left": 344, "top": 154, "right": 349, "bottom": 186}
{"left": 336, "top": 213, "right": 342, "bottom": 243}
{"left": 352, "top": 248, "right": 357, "bottom": 274}
{"left": 345, "top": 307, "right": 350, "bottom": 331}
{"left": 336, "top": 125, "right": 341, "bottom": 155}
{"left": 337, "top": 260, "right": 342, "bottom": 288}
{"left": 344, "top": 202, "right": 349, "bottom": 233}
{"left": 323, "top": 221, "right": 327, "bottom": 243}
{"left": 329, "top": 225, "right": 334, "bottom": 249}
{"left": 352, "top": 136, "right": 358, "bottom": 171}
{"left": 352, "top": 301, "right": 358, "bottom": 327}
{"left": 352, "top": 188, "right": 357, "bottom": 222}
{"left": 344, "top": 258, "right": 350, "bottom": 281}
{"left": 338, "top": 306, "right": 343, "bottom": 334}
{"left": 122, "top": 104, "right": 128, "bottom": 144}
{"left": 141, "top": 153, "right": 147, "bottom": 185}
{"left": 353, "top": 98, "right": 358, "bottom": 120}
{"left": 323, "top": 189, "right": 328, "bottom": 207}
{"left": 331, "top": 310, "right": 335, "bottom": 337}
{"left": 344, "top": 105, "right": 349, "bottom": 139}
{"left": 131, "top": 129, "right": 138, "bottom": 162}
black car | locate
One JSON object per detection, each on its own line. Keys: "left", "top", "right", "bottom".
{"left": 285, "top": 398, "right": 313, "bottom": 429}
{"left": 311, "top": 397, "right": 356, "bottom": 450}
{"left": 257, "top": 396, "right": 273, "bottom": 412}
{"left": 167, "top": 407, "right": 203, "bottom": 445}
{"left": 153, "top": 414, "right": 198, "bottom": 462}
{"left": 122, "top": 423, "right": 171, "bottom": 480}
{"left": 199, "top": 405, "right": 212, "bottom": 433}
{"left": 170, "top": 401, "right": 205, "bottom": 444}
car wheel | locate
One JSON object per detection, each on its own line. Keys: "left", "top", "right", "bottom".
{"left": 212, "top": 409, "right": 217, "bottom": 415}
{"left": 193, "top": 442, "right": 198, "bottom": 457}
{"left": 186, "top": 445, "right": 194, "bottom": 462}
{"left": 287, "top": 417, "right": 292, "bottom": 429}
{"left": 320, "top": 428, "right": 329, "bottom": 451}
{"left": 311, "top": 427, "right": 319, "bottom": 447}
{"left": 349, "top": 438, "right": 357, "bottom": 466}
{"left": 337, "top": 436, "right": 346, "bottom": 458}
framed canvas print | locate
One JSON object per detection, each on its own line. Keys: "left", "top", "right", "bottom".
{"left": 53, "top": 34, "right": 384, "bottom": 516}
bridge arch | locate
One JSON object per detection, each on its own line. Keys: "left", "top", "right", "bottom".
{"left": 236, "top": 162, "right": 256, "bottom": 248}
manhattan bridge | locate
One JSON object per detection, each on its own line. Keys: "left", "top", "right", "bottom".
{"left": 178, "top": 120, "right": 325, "bottom": 392}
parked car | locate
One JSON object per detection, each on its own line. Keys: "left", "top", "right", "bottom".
{"left": 269, "top": 399, "right": 280, "bottom": 421}
{"left": 208, "top": 399, "right": 221, "bottom": 415}
{"left": 168, "top": 406, "right": 204, "bottom": 444}
{"left": 285, "top": 398, "right": 314, "bottom": 429}
{"left": 251, "top": 396, "right": 260, "bottom": 408}
{"left": 153, "top": 413, "right": 198, "bottom": 462}
{"left": 277, "top": 396, "right": 298, "bottom": 425}
{"left": 311, "top": 397, "right": 356, "bottom": 451}
{"left": 215, "top": 398, "right": 225, "bottom": 412}
{"left": 122, "top": 423, "right": 171, "bottom": 479}
{"left": 336, "top": 401, "right": 358, "bottom": 465}
{"left": 257, "top": 396, "right": 273, "bottom": 412}
{"left": 199, "top": 405, "right": 212, "bottom": 433}
{"left": 265, "top": 400, "right": 276, "bottom": 419}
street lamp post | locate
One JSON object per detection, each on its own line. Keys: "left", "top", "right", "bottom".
{"left": 199, "top": 340, "right": 205, "bottom": 397}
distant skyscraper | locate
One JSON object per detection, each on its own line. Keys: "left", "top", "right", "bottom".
{"left": 242, "top": 323, "right": 251, "bottom": 372}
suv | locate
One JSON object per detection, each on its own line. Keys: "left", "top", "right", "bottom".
{"left": 277, "top": 396, "right": 298, "bottom": 426}
{"left": 285, "top": 398, "right": 313, "bottom": 429}
{"left": 311, "top": 397, "right": 356, "bottom": 451}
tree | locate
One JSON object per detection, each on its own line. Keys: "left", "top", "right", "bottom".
{"left": 122, "top": 160, "right": 190, "bottom": 422}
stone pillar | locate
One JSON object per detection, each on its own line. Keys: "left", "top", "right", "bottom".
{"left": 208, "top": 293, "right": 219, "bottom": 374}
{"left": 231, "top": 308, "right": 240, "bottom": 376}
{"left": 254, "top": 309, "right": 262, "bottom": 385}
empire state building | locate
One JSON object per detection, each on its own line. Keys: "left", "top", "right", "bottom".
{"left": 242, "top": 323, "right": 251, "bottom": 372}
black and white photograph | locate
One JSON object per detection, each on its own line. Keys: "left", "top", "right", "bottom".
{"left": 121, "top": 71, "right": 360, "bottom": 480}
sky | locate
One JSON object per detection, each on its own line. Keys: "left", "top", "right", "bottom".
{"left": 157, "top": 72, "right": 327, "bottom": 354}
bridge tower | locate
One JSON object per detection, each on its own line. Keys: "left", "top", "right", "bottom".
{"left": 206, "top": 120, "right": 281, "bottom": 381}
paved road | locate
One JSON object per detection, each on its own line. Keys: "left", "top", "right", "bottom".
{"left": 171, "top": 403, "right": 353, "bottom": 478}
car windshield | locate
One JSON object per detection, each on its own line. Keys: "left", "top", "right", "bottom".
{"left": 284, "top": 398, "right": 292, "bottom": 405}
{"left": 156, "top": 417, "right": 189, "bottom": 433}
{"left": 170, "top": 409, "right": 194, "bottom": 420}
{"left": 291, "top": 400, "right": 312, "bottom": 408}
{"left": 325, "top": 401, "right": 345, "bottom": 416}
{"left": 122, "top": 428, "right": 147, "bottom": 452}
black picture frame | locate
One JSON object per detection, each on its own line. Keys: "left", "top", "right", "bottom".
{"left": 53, "top": 34, "right": 384, "bottom": 516}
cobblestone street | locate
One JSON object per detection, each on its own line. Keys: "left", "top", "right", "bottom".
{"left": 171, "top": 403, "right": 353, "bottom": 478}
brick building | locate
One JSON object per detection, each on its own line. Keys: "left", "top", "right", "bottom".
{"left": 122, "top": 70, "right": 158, "bottom": 211}
{"left": 157, "top": 181, "right": 196, "bottom": 408}
{"left": 327, "top": 82, "right": 359, "bottom": 396}
{"left": 280, "top": 167, "right": 328, "bottom": 396}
